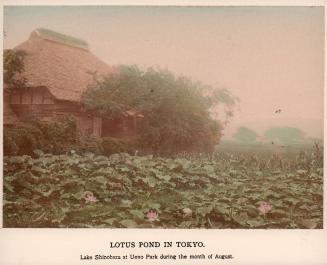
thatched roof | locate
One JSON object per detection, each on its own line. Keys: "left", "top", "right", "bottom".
{"left": 14, "top": 29, "right": 112, "bottom": 102}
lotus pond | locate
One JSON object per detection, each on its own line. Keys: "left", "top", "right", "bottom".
{"left": 3, "top": 147, "right": 323, "bottom": 228}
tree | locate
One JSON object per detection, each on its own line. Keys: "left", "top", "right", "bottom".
{"left": 264, "top": 126, "right": 304, "bottom": 144}
{"left": 233, "top": 127, "right": 257, "bottom": 143}
{"left": 3, "top": 49, "right": 26, "bottom": 88}
{"left": 83, "top": 65, "right": 236, "bottom": 155}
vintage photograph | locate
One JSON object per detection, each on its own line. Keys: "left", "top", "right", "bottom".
{"left": 2, "top": 6, "right": 324, "bottom": 228}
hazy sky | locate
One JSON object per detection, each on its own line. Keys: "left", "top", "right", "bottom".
{"left": 3, "top": 6, "right": 324, "bottom": 139}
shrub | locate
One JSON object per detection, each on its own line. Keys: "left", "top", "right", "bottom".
{"left": 4, "top": 123, "right": 44, "bottom": 155}
{"left": 101, "top": 137, "right": 135, "bottom": 155}
{"left": 77, "top": 135, "right": 103, "bottom": 155}
{"left": 3, "top": 117, "right": 79, "bottom": 156}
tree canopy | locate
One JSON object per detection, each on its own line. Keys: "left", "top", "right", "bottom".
{"left": 233, "top": 127, "right": 257, "bottom": 143}
{"left": 3, "top": 49, "right": 26, "bottom": 88}
{"left": 264, "top": 126, "right": 305, "bottom": 144}
{"left": 83, "top": 65, "right": 236, "bottom": 155}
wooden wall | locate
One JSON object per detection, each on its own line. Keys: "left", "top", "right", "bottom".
{"left": 102, "top": 116, "right": 138, "bottom": 138}
{"left": 10, "top": 87, "right": 103, "bottom": 138}
{"left": 10, "top": 87, "right": 54, "bottom": 105}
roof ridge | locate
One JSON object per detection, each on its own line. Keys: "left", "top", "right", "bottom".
{"left": 35, "top": 28, "right": 89, "bottom": 50}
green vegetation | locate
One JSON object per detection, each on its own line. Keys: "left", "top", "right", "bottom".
{"left": 3, "top": 143, "right": 323, "bottom": 228}
{"left": 3, "top": 49, "right": 26, "bottom": 88}
{"left": 83, "top": 65, "right": 236, "bottom": 155}
{"left": 101, "top": 137, "right": 135, "bottom": 155}
{"left": 233, "top": 127, "right": 257, "bottom": 143}
{"left": 3, "top": 56, "right": 322, "bottom": 229}
{"left": 264, "top": 126, "right": 305, "bottom": 144}
{"left": 4, "top": 118, "right": 82, "bottom": 155}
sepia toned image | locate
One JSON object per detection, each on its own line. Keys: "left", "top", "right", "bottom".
{"left": 2, "top": 6, "right": 324, "bottom": 228}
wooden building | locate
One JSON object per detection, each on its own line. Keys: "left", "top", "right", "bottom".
{"left": 4, "top": 28, "right": 142, "bottom": 138}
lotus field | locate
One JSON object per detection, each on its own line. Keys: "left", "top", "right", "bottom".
{"left": 3, "top": 145, "right": 323, "bottom": 228}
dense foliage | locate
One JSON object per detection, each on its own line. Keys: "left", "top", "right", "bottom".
{"left": 264, "top": 126, "right": 305, "bottom": 144}
{"left": 4, "top": 118, "right": 80, "bottom": 155}
{"left": 3, "top": 49, "right": 26, "bottom": 88}
{"left": 233, "top": 127, "right": 257, "bottom": 143}
{"left": 83, "top": 65, "right": 236, "bottom": 155}
{"left": 3, "top": 144, "right": 323, "bottom": 228}
{"left": 101, "top": 137, "right": 135, "bottom": 155}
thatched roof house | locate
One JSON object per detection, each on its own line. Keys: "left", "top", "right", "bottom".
{"left": 4, "top": 29, "right": 120, "bottom": 137}
{"left": 15, "top": 28, "right": 112, "bottom": 102}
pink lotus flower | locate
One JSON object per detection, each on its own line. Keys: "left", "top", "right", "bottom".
{"left": 84, "top": 191, "right": 98, "bottom": 203}
{"left": 258, "top": 202, "right": 272, "bottom": 214}
{"left": 146, "top": 210, "right": 158, "bottom": 222}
